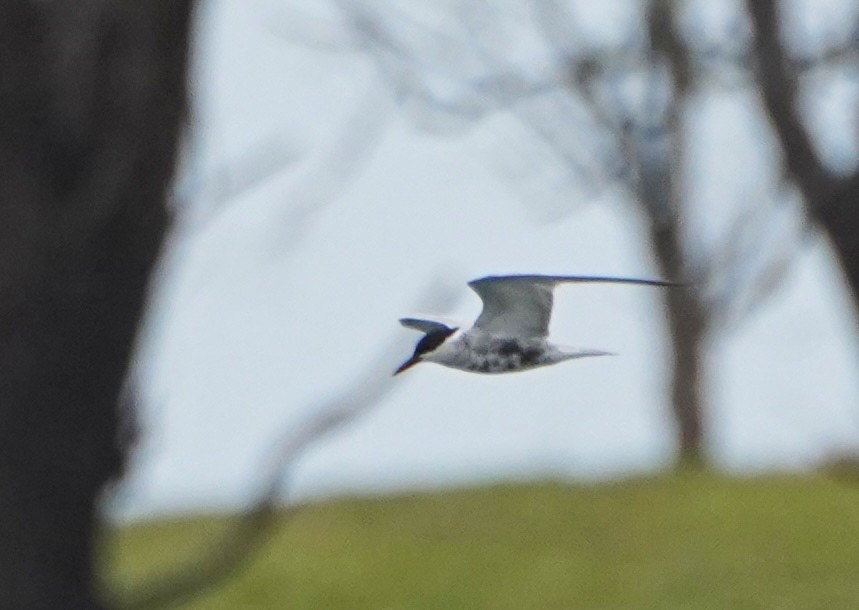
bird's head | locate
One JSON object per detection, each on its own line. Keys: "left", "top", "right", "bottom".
{"left": 394, "top": 325, "right": 457, "bottom": 375}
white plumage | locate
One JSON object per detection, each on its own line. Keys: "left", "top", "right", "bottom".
{"left": 395, "top": 274, "right": 679, "bottom": 375}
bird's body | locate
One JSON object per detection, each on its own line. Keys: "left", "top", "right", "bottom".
{"left": 418, "top": 328, "right": 600, "bottom": 374}
{"left": 395, "top": 274, "right": 679, "bottom": 375}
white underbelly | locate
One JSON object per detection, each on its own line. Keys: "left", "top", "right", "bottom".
{"left": 431, "top": 334, "right": 553, "bottom": 374}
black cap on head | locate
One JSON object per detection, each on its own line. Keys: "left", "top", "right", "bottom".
{"left": 394, "top": 326, "right": 457, "bottom": 375}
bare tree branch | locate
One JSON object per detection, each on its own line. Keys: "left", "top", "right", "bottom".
{"left": 703, "top": 184, "right": 810, "bottom": 329}
{"left": 261, "top": 0, "right": 841, "bottom": 469}
{"left": 152, "top": 80, "right": 393, "bottom": 307}
{"left": 265, "top": 80, "right": 392, "bottom": 257}
{"left": 176, "top": 132, "right": 303, "bottom": 230}
{"left": 108, "top": 71, "right": 408, "bottom": 610}
{"left": 113, "top": 277, "right": 461, "bottom": 610}
{"left": 746, "top": 0, "right": 835, "bottom": 205}
{"left": 747, "top": 0, "right": 859, "bottom": 302}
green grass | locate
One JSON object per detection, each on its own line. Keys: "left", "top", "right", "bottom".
{"left": 104, "top": 472, "right": 859, "bottom": 609}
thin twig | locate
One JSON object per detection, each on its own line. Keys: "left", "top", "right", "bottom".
{"left": 113, "top": 277, "right": 461, "bottom": 610}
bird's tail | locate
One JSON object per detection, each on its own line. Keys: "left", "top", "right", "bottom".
{"left": 557, "top": 347, "right": 615, "bottom": 360}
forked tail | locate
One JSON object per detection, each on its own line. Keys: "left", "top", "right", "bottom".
{"left": 558, "top": 347, "right": 616, "bottom": 360}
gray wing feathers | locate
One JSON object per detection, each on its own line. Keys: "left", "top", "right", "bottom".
{"left": 468, "top": 278, "right": 555, "bottom": 337}
{"left": 468, "top": 274, "right": 679, "bottom": 338}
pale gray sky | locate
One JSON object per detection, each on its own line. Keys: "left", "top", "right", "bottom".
{"left": 112, "top": 0, "right": 859, "bottom": 520}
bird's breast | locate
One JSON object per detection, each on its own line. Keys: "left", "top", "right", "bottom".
{"left": 440, "top": 334, "right": 549, "bottom": 373}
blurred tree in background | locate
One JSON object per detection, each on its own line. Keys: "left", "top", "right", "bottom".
{"left": 296, "top": 0, "right": 859, "bottom": 465}
{"left": 0, "top": 2, "right": 193, "bottom": 608}
{"left": 1, "top": 0, "right": 857, "bottom": 607}
{"left": 747, "top": 0, "right": 859, "bottom": 302}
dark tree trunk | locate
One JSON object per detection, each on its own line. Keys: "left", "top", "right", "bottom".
{"left": 666, "top": 282, "right": 707, "bottom": 465}
{"left": 632, "top": 127, "right": 708, "bottom": 466}
{"left": 747, "top": 0, "right": 859, "bottom": 312}
{"left": 633, "top": 0, "right": 707, "bottom": 466}
{"left": 816, "top": 175, "right": 859, "bottom": 306}
{"left": 649, "top": 220, "right": 708, "bottom": 466}
{"left": 0, "top": 2, "right": 193, "bottom": 608}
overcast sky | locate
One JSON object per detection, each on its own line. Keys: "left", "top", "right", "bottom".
{"left": 111, "top": 0, "right": 859, "bottom": 520}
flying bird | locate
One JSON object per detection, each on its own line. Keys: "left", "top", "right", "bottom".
{"left": 395, "top": 274, "right": 680, "bottom": 375}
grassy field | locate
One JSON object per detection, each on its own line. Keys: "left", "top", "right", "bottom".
{"left": 104, "top": 471, "right": 859, "bottom": 609}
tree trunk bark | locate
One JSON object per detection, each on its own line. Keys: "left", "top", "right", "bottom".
{"left": 647, "top": 214, "right": 708, "bottom": 467}
{"left": 747, "top": 0, "right": 859, "bottom": 312}
{"left": 812, "top": 175, "right": 859, "bottom": 308}
{"left": 664, "top": 266, "right": 707, "bottom": 466}
{"left": 636, "top": 0, "right": 708, "bottom": 467}
{"left": 0, "top": 3, "right": 193, "bottom": 607}
{"left": 633, "top": 136, "right": 708, "bottom": 466}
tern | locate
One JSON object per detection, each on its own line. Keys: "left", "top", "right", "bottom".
{"left": 395, "top": 274, "right": 679, "bottom": 375}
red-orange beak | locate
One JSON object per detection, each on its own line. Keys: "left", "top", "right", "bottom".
{"left": 393, "top": 356, "right": 421, "bottom": 376}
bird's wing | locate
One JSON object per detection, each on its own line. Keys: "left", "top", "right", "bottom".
{"left": 399, "top": 317, "right": 457, "bottom": 334}
{"left": 468, "top": 276, "right": 555, "bottom": 337}
{"left": 468, "top": 274, "right": 680, "bottom": 338}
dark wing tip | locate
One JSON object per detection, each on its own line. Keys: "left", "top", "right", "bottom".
{"left": 468, "top": 274, "right": 689, "bottom": 288}
{"left": 467, "top": 274, "right": 551, "bottom": 290}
